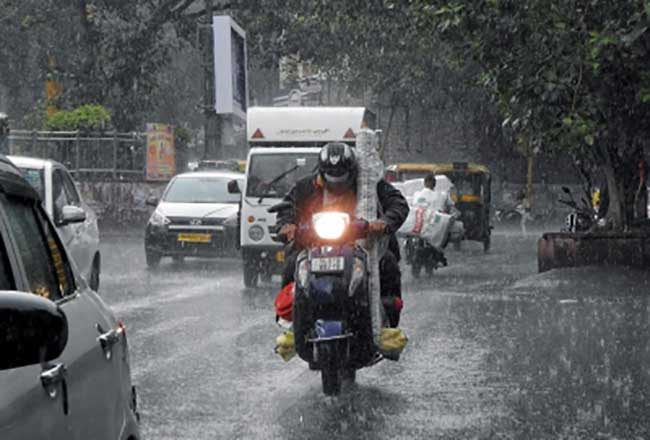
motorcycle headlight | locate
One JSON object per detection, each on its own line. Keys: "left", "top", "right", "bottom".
{"left": 248, "top": 225, "right": 264, "bottom": 241}
{"left": 312, "top": 212, "right": 349, "bottom": 240}
{"left": 149, "top": 210, "right": 170, "bottom": 226}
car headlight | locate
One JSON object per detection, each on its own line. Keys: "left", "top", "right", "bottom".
{"left": 248, "top": 225, "right": 264, "bottom": 241}
{"left": 149, "top": 210, "right": 170, "bottom": 226}
{"left": 312, "top": 212, "right": 349, "bottom": 240}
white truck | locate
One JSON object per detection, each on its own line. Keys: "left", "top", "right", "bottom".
{"left": 233, "top": 106, "right": 375, "bottom": 287}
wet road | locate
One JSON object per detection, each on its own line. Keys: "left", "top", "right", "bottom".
{"left": 100, "top": 232, "right": 650, "bottom": 439}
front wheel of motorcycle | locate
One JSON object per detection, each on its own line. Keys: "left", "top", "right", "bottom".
{"left": 411, "top": 262, "right": 422, "bottom": 278}
{"left": 322, "top": 368, "right": 341, "bottom": 396}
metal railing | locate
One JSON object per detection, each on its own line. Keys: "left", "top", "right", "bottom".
{"left": 8, "top": 130, "right": 147, "bottom": 181}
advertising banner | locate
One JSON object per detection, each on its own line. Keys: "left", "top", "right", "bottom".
{"left": 146, "top": 123, "right": 175, "bottom": 181}
{"left": 212, "top": 16, "right": 248, "bottom": 120}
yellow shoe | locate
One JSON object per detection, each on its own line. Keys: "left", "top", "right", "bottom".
{"left": 380, "top": 328, "right": 408, "bottom": 361}
{"left": 275, "top": 331, "right": 296, "bottom": 362}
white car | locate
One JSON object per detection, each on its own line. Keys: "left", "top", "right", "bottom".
{"left": 8, "top": 156, "right": 101, "bottom": 290}
{"left": 144, "top": 170, "right": 245, "bottom": 267}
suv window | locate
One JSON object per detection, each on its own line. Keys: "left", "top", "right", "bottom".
{"left": 4, "top": 196, "right": 75, "bottom": 300}
{"left": 60, "top": 169, "right": 81, "bottom": 206}
{"left": 0, "top": 231, "right": 14, "bottom": 291}
{"left": 52, "top": 169, "right": 70, "bottom": 222}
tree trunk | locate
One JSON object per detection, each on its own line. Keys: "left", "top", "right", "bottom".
{"left": 603, "top": 158, "right": 624, "bottom": 230}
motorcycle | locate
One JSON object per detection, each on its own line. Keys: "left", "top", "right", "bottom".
{"left": 268, "top": 201, "right": 389, "bottom": 396}
{"left": 559, "top": 186, "right": 600, "bottom": 232}
{"left": 404, "top": 237, "right": 447, "bottom": 278}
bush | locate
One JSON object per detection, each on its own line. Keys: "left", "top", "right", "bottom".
{"left": 45, "top": 104, "right": 112, "bottom": 132}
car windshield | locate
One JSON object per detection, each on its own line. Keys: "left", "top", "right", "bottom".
{"left": 163, "top": 176, "right": 242, "bottom": 203}
{"left": 18, "top": 167, "right": 45, "bottom": 200}
{"left": 246, "top": 153, "right": 320, "bottom": 198}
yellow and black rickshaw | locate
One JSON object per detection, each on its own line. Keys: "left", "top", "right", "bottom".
{"left": 386, "top": 162, "right": 492, "bottom": 251}
{"left": 433, "top": 162, "right": 492, "bottom": 251}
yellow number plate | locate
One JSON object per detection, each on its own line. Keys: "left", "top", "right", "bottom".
{"left": 177, "top": 233, "right": 211, "bottom": 243}
{"left": 275, "top": 251, "right": 285, "bottom": 262}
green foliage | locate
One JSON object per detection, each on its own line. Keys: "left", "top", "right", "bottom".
{"left": 174, "top": 126, "right": 191, "bottom": 146}
{"left": 45, "top": 104, "right": 111, "bottom": 132}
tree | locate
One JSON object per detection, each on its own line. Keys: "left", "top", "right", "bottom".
{"left": 428, "top": 0, "right": 650, "bottom": 229}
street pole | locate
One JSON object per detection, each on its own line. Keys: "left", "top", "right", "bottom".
{"left": 202, "top": 0, "right": 223, "bottom": 160}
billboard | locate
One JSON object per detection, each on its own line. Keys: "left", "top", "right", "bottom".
{"left": 212, "top": 16, "right": 248, "bottom": 119}
{"left": 146, "top": 123, "right": 175, "bottom": 181}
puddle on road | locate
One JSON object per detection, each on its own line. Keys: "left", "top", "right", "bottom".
{"left": 445, "top": 266, "right": 650, "bottom": 439}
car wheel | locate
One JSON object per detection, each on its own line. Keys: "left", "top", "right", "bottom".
{"left": 243, "top": 261, "right": 258, "bottom": 288}
{"left": 89, "top": 255, "right": 100, "bottom": 291}
{"left": 146, "top": 250, "right": 162, "bottom": 268}
{"left": 483, "top": 235, "right": 491, "bottom": 253}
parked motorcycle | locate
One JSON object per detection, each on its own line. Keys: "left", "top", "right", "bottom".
{"left": 559, "top": 186, "right": 600, "bottom": 232}
{"left": 269, "top": 202, "right": 388, "bottom": 396}
{"left": 404, "top": 237, "right": 447, "bottom": 278}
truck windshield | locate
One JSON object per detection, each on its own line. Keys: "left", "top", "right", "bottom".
{"left": 246, "top": 153, "right": 320, "bottom": 198}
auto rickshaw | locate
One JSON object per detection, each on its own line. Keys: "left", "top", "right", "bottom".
{"left": 432, "top": 162, "right": 491, "bottom": 252}
{"left": 385, "top": 163, "right": 439, "bottom": 182}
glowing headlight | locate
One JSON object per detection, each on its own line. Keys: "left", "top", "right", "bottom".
{"left": 312, "top": 212, "right": 349, "bottom": 240}
{"left": 248, "top": 225, "right": 264, "bottom": 241}
{"left": 149, "top": 210, "right": 170, "bottom": 226}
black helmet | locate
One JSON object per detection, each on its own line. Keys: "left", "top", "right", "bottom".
{"left": 318, "top": 142, "right": 357, "bottom": 192}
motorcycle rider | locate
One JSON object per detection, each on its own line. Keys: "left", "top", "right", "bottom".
{"left": 412, "top": 172, "right": 454, "bottom": 213}
{"left": 277, "top": 142, "right": 409, "bottom": 327}
{"left": 409, "top": 172, "right": 450, "bottom": 266}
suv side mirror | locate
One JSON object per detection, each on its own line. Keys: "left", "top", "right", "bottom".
{"left": 60, "top": 205, "right": 86, "bottom": 225}
{"left": 0, "top": 291, "right": 68, "bottom": 370}
{"left": 228, "top": 179, "right": 241, "bottom": 194}
{"left": 145, "top": 196, "right": 159, "bottom": 207}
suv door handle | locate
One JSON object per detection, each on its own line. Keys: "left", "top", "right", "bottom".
{"left": 40, "top": 363, "right": 69, "bottom": 415}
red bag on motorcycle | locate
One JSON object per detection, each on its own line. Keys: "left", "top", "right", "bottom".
{"left": 275, "top": 282, "right": 294, "bottom": 321}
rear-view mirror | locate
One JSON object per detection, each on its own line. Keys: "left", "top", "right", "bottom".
{"left": 60, "top": 205, "right": 86, "bottom": 225}
{"left": 0, "top": 291, "right": 68, "bottom": 370}
{"left": 145, "top": 196, "right": 159, "bottom": 207}
{"left": 228, "top": 179, "right": 241, "bottom": 194}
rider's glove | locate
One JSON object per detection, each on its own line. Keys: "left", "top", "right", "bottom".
{"left": 279, "top": 224, "right": 297, "bottom": 241}
{"left": 368, "top": 219, "right": 387, "bottom": 236}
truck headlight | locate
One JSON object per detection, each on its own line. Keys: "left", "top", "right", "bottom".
{"left": 312, "top": 212, "right": 349, "bottom": 240}
{"left": 248, "top": 225, "right": 264, "bottom": 241}
{"left": 149, "top": 210, "right": 170, "bottom": 226}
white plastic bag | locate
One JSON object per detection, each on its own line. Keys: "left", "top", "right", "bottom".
{"left": 399, "top": 207, "right": 452, "bottom": 248}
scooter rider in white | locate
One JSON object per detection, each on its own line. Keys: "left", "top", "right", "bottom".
{"left": 413, "top": 172, "right": 455, "bottom": 213}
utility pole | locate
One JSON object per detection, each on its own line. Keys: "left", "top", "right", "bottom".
{"left": 201, "top": 0, "right": 222, "bottom": 159}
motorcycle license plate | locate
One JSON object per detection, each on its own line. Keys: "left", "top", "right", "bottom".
{"left": 311, "top": 256, "right": 345, "bottom": 273}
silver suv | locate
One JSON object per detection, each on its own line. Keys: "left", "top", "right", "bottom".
{"left": 0, "top": 156, "right": 139, "bottom": 439}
